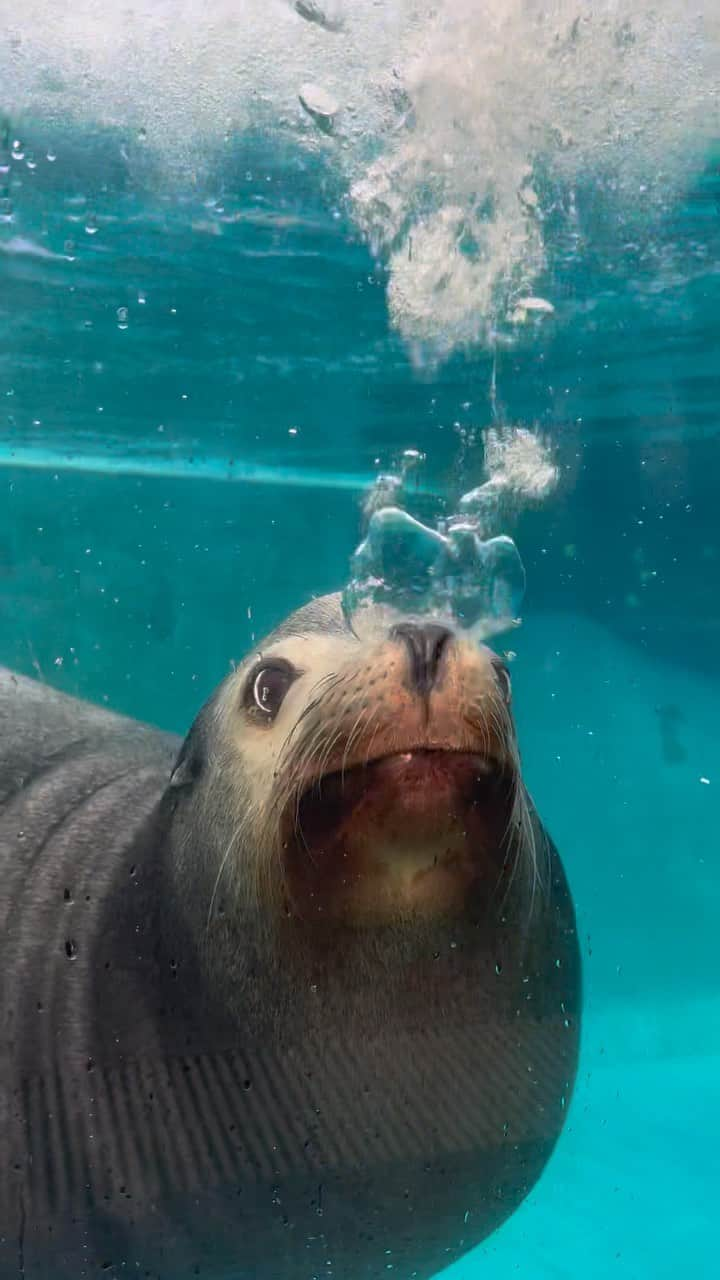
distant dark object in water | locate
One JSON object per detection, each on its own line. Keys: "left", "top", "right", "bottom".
{"left": 0, "top": 594, "right": 580, "bottom": 1279}
{"left": 656, "top": 703, "right": 687, "bottom": 764}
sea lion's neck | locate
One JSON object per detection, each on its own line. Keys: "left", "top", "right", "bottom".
{"left": 165, "top": 880, "right": 530, "bottom": 1052}
{"left": 154, "top": 790, "right": 565, "bottom": 1054}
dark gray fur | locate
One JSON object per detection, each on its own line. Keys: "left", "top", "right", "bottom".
{"left": 0, "top": 600, "right": 581, "bottom": 1280}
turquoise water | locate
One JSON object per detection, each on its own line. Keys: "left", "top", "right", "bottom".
{"left": 2, "top": 15, "right": 720, "bottom": 1274}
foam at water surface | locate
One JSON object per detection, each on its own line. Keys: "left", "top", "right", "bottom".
{"left": 2, "top": 0, "right": 718, "bottom": 358}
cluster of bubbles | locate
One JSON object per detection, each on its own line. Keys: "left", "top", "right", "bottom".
{"left": 2, "top": 1, "right": 718, "bottom": 360}
{"left": 342, "top": 427, "right": 558, "bottom": 640}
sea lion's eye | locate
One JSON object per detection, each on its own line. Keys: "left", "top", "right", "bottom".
{"left": 245, "top": 660, "right": 297, "bottom": 721}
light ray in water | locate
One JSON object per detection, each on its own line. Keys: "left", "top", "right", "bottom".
{"left": 0, "top": 444, "right": 379, "bottom": 493}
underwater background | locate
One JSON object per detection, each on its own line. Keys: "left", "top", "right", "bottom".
{"left": 1, "top": 2, "right": 719, "bottom": 1276}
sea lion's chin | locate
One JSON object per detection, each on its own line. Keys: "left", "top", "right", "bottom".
{"left": 282, "top": 750, "right": 516, "bottom": 926}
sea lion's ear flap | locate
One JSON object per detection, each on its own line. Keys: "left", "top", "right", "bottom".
{"left": 169, "top": 724, "right": 205, "bottom": 789}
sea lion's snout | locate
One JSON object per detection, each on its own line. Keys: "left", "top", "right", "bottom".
{"left": 390, "top": 620, "right": 453, "bottom": 697}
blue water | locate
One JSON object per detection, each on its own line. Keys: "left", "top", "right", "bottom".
{"left": 1, "top": 108, "right": 719, "bottom": 1277}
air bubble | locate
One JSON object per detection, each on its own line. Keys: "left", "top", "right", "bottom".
{"left": 510, "top": 296, "right": 555, "bottom": 325}
{"left": 343, "top": 446, "right": 529, "bottom": 641}
{"left": 295, "top": 0, "right": 344, "bottom": 32}
{"left": 116, "top": 306, "right": 129, "bottom": 330}
{"left": 299, "top": 83, "right": 339, "bottom": 133}
{"left": 345, "top": 426, "right": 562, "bottom": 634}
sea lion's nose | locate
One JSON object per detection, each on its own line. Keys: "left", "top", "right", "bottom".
{"left": 391, "top": 622, "right": 453, "bottom": 697}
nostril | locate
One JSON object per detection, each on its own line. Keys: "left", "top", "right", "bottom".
{"left": 391, "top": 622, "right": 453, "bottom": 696}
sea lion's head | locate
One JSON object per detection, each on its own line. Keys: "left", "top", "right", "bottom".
{"left": 165, "top": 593, "right": 546, "bottom": 1024}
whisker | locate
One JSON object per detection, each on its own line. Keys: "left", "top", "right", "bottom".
{"left": 277, "top": 673, "right": 342, "bottom": 764}
{"left": 206, "top": 822, "right": 244, "bottom": 935}
{"left": 341, "top": 707, "right": 371, "bottom": 781}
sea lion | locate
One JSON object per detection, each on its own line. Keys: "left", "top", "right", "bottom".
{"left": 0, "top": 593, "right": 580, "bottom": 1280}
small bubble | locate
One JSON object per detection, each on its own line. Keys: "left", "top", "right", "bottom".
{"left": 65, "top": 939, "right": 78, "bottom": 960}
{"left": 116, "top": 306, "right": 129, "bottom": 330}
{"left": 11, "top": 140, "right": 24, "bottom": 161}
{"left": 401, "top": 448, "right": 425, "bottom": 472}
{"left": 46, "top": 151, "right": 57, "bottom": 163}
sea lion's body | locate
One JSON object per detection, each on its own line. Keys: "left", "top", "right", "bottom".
{"left": 0, "top": 598, "right": 580, "bottom": 1279}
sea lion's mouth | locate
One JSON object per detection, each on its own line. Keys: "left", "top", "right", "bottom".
{"left": 282, "top": 750, "right": 517, "bottom": 924}
{"left": 297, "top": 749, "right": 508, "bottom": 821}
